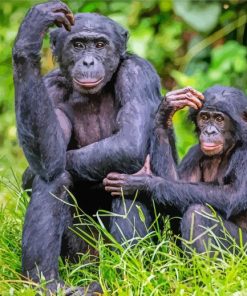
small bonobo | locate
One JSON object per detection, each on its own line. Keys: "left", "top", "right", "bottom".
{"left": 104, "top": 85, "right": 247, "bottom": 253}
{"left": 12, "top": 1, "right": 162, "bottom": 294}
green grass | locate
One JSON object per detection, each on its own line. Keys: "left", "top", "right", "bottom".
{"left": 1, "top": 180, "right": 247, "bottom": 296}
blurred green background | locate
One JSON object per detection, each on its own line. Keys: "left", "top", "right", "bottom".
{"left": 0, "top": 0, "right": 246, "bottom": 206}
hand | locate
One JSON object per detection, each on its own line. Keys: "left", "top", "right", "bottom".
{"left": 30, "top": 1, "right": 74, "bottom": 32}
{"left": 103, "top": 155, "right": 152, "bottom": 196}
{"left": 103, "top": 173, "right": 150, "bottom": 196}
{"left": 165, "top": 86, "right": 204, "bottom": 111}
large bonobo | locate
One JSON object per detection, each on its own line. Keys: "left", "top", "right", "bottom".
{"left": 12, "top": 0, "right": 162, "bottom": 292}
{"left": 104, "top": 86, "right": 247, "bottom": 253}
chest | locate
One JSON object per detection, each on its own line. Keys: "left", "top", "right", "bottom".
{"left": 68, "top": 93, "right": 118, "bottom": 148}
{"left": 200, "top": 158, "right": 225, "bottom": 183}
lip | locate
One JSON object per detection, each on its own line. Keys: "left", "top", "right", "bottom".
{"left": 73, "top": 77, "right": 103, "bottom": 89}
{"left": 201, "top": 143, "right": 223, "bottom": 151}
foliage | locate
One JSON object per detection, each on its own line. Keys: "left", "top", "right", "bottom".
{"left": 0, "top": 1, "right": 247, "bottom": 294}
{"left": 2, "top": 193, "right": 247, "bottom": 295}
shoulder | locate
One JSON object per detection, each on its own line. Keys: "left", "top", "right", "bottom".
{"left": 118, "top": 54, "right": 160, "bottom": 83}
{"left": 43, "top": 69, "right": 70, "bottom": 105}
{"left": 115, "top": 54, "right": 161, "bottom": 104}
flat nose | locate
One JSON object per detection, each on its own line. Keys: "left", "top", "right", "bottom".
{"left": 204, "top": 125, "right": 216, "bottom": 135}
{"left": 82, "top": 56, "right": 94, "bottom": 67}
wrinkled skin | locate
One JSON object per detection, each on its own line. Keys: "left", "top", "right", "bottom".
{"left": 13, "top": 1, "right": 162, "bottom": 294}
{"left": 104, "top": 85, "right": 247, "bottom": 255}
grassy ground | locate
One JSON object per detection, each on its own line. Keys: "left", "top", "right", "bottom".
{"left": 1, "top": 177, "right": 247, "bottom": 296}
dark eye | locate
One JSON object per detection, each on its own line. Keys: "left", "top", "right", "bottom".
{"left": 216, "top": 115, "right": 224, "bottom": 123}
{"left": 95, "top": 41, "right": 105, "bottom": 49}
{"left": 200, "top": 114, "right": 209, "bottom": 121}
{"left": 73, "top": 41, "right": 85, "bottom": 49}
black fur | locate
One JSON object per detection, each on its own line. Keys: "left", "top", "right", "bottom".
{"left": 150, "top": 85, "right": 247, "bottom": 252}
{"left": 116, "top": 86, "right": 247, "bottom": 253}
{"left": 12, "top": 1, "right": 162, "bottom": 291}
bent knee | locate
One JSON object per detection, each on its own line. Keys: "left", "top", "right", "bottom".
{"left": 183, "top": 204, "right": 210, "bottom": 220}
{"left": 37, "top": 170, "right": 72, "bottom": 186}
{"left": 181, "top": 204, "right": 212, "bottom": 235}
{"left": 32, "top": 170, "right": 73, "bottom": 198}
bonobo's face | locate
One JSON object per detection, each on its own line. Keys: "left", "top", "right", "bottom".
{"left": 196, "top": 108, "right": 235, "bottom": 156}
{"left": 61, "top": 32, "right": 121, "bottom": 95}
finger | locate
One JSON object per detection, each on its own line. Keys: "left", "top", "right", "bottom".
{"left": 166, "top": 95, "right": 201, "bottom": 109}
{"left": 54, "top": 20, "right": 62, "bottom": 27}
{"left": 66, "top": 13, "right": 75, "bottom": 26}
{"left": 189, "top": 88, "right": 204, "bottom": 100}
{"left": 103, "top": 179, "right": 124, "bottom": 186}
{"left": 172, "top": 100, "right": 198, "bottom": 110}
{"left": 185, "top": 93, "right": 203, "bottom": 108}
{"left": 111, "top": 192, "right": 122, "bottom": 196}
{"left": 166, "top": 86, "right": 194, "bottom": 97}
{"left": 54, "top": 9, "right": 75, "bottom": 26}
{"left": 106, "top": 172, "right": 125, "bottom": 180}
{"left": 105, "top": 186, "right": 121, "bottom": 192}
{"left": 52, "top": 1, "right": 73, "bottom": 16}
{"left": 53, "top": 12, "right": 71, "bottom": 31}
{"left": 166, "top": 94, "right": 192, "bottom": 102}
{"left": 166, "top": 93, "right": 203, "bottom": 108}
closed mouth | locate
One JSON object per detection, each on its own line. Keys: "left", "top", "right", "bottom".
{"left": 73, "top": 77, "right": 103, "bottom": 89}
{"left": 201, "top": 143, "right": 223, "bottom": 151}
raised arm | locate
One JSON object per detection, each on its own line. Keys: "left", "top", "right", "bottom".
{"left": 13, "top": 2, "right": 74, "bottom": 181}
{"left": 66, "top": 57, "right": 161, "bottom": 181}
{"left": 151, "top": 87, "right": 204, "bottom": 179}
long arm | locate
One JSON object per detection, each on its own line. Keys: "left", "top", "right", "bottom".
{"left": 146, "top": 152, "right": 247, "bottom": 218}
{"left": 150, "top": 102, "right": 178, "bottom": 180}
{"left": 66, "top": 56, "right": 161, "bottom": 181}
{"left": 105, "top": 147, "right": 247, "bottom": 218}
{"left": 150, "top": 87, "right": 204, "bottom": 179}
{"left": 13, "top": 2, "right": 74, "bottom": 181}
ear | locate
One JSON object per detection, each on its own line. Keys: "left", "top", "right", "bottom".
{"left": 123, "top": 30, "right": 129, "bottom": 43}
{"left": 120, "top": 29, "right": 129, "bottom": 55}
{"left": 242, "top": 109, "right": 247, "bottom": 122}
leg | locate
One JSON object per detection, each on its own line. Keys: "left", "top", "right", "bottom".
{"left": 181, "top": 204, "right": 247, "bottom": 254}
{"left": 110, "top": 198, "right": 153, "bottom": 243}
{"left": 22, "top": 171, "right": 72, "bottom": 288}
{"left": 61, "top": 183, "right": 112, "bottom": 260}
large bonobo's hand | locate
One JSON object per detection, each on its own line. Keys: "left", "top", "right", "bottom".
{"left": 160, "top": 87, "right": 204, "bottom": 128}
{"left": 14, "top": 1, "right": 74, "bottom": 55}
{"left": 27, "top": 1, "right": 74, "bottom": 32}
{"left": 103, "top": 155, "right": 153, "bottom": 196}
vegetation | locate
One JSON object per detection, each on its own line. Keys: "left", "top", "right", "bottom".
{"left": 0, "top": 0, "right": 246, "bottom": 295}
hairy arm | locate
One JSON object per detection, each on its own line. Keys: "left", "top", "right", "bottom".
{"left": 13, "top": 2, "right": 74, "bottom": 181}
{"left": 150, "top": 87, "right": 204, "bottom": 179}
{"left": 105, "top": 147, "right": 247, "bottom": 218}
{"left": 150, "top": 103, "right": 178, "bottom": 180}
{"left": 66, "top": 56, "right": 161, "bottom": 182}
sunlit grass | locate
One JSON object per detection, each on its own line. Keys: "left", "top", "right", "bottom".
{"left": 1, "top": 183, "right": 247, "bottom": 295}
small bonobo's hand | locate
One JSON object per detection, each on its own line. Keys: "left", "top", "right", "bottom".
{"left": 103, "top": 173, "right": 151, "bottom": 196}
{"left": 165, "top": 86, "right": 204, "bottom": 112}
{"left": 29, "top": 1, "right": 74, "bottom": 32}
{"left": 103, "top": 155, "right": 152, "bottom": 196}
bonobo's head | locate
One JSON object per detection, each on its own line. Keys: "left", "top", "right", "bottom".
{"left": 190, "top": 86, "right": 247, "bottom": 157}
{"left": 50, "top": 13, "right": 128, "bottom": 94}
